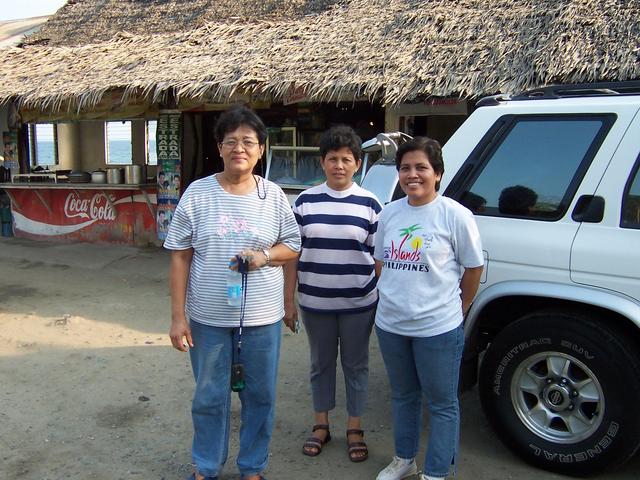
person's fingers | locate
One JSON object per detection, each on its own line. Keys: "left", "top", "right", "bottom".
{"left": 283, "top": 308, "right": 298, "bottom": 331}
{"left": 169, "top": 324, "right": 191, "bottom": 352}
{"left": 170, "top": 334, "right": 186, "bottom": 352}
{"left": 283, "top": 317, "right": 295, "bottom": 332}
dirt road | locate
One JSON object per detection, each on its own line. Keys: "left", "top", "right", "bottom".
{"left": 1, "top": 237, "right": 638, "bottom": 480}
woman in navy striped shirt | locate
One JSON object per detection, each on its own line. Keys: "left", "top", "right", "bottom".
{"left": 284, "top": 125, "right": 382, "bottom": 463}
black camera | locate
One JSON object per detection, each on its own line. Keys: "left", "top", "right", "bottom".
{"left": 231, "top": 362, "right": 245, "bottom": 392}
{"left": 236, "top": 254, "right": 250, "bottom": 274}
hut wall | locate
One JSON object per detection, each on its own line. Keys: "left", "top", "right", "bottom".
{"left": 57, "top": 122, "right": 82, "bottom": 170}
{"left": 131, "top": 119, "right": 148, "bottom": 174}
{"left": 0, "top": 106, "right": 8, "bottom": 142}
{"left": 132, "top": 119, "right": 157, "bottom": 181}
{"left": 385, "top": 101, "right": 469, "bottom": 131}
{"left": 78, "top": 121, "right": 107, "bottom": 171}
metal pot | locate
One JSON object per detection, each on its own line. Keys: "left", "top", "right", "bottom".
{"left": 124, "top": 165, "right": 142, "bottom": 184}
{"left": 107, "top": 167, "right": 123, "bottom": 184}
{"left": 68, "top": 171, "right": 91, "bottom": 183}
{"left": 91, "top": 170, "right": 107, "bottom": 184}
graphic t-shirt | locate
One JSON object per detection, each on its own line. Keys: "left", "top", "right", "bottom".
{"left": 374, "top": 195, "right": 484, "bottom": 337}
{"left": 164, "top": 175, "right": 301, "bottom": 327}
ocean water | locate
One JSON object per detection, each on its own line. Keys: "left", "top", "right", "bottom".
{"left": 33, "top": 141, "right": 56, "bottom": 166}
{"left": 34, "top": 140, "right": 157, "bottom": 166}
{"left": 106, "top": 140, "right": 132, "bottom": 165}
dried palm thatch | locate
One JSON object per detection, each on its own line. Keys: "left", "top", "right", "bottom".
{"left": 1, "top": 0, "right": 638, "bottom": 114}
{"left": 24, "top": 0, "right": 345, "bottom": 47}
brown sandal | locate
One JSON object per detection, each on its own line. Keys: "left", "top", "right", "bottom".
{"left": 346, "top": 429, "right": 368, "bottom": 462}
{"left": 302, "top": 424, "right": 331, "bottom": 456}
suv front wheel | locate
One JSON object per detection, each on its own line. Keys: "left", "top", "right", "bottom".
{"left": 479, "top": 311, "right": 640, "bottom": 476}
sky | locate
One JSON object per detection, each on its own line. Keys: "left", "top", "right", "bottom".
{"left": 1, "top": 0, "right": 68, "bottom": 22}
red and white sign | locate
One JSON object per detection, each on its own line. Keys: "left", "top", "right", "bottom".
{"left": 64, "top": 192, "right": 117, "bottom": 221}
{"left": 8, "top": 187, "right": 158, "bottom": 246}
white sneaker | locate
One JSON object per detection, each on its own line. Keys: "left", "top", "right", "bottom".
{"left": 418, "top": 475, "right": 445, "bottom": 480}
{"left": 376, "top": 456, "right": 418, "bottom": 480}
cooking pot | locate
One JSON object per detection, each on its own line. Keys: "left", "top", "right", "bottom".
{"left": 91, "top": 170, "right": 107, "bottom": 184}
{"left": 107, "top": 167, "right": 123, "bottom": 184}
{"left": 124, "top": 165, "right": 142, "bottom": 184}
{"left": 68, "top": 171, "right": 91, "bottom": 183}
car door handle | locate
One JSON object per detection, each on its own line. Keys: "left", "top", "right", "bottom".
{"left": 572, "top": 195, "right": 605, "bottom": 223}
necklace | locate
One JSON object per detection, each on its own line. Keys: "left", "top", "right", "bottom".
{"left": 217, "top": 173, "right": 264, "bottom": 198}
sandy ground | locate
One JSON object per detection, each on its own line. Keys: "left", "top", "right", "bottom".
{"left": 1, "top": 237, "right": 639, "bottom": 480}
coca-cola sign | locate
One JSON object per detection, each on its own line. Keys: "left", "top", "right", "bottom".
{"left": 64, "top": 192, "right": 117, "bottom": 221}
{"left": 8, "top": 187, "right": 157, "bottom": 245}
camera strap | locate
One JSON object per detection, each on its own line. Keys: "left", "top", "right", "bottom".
{"left": 235, "top": 255, "right": 250, "bottom": 360}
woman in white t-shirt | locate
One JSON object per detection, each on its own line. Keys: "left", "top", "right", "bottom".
{"left": 373, "top": 137, "right": 484, "bottom": 480}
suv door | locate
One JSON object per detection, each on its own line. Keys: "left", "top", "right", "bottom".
{"left": 570, "top": 112, "right": 640, "bottom": 301}
{"left": 446, "top": 114, "right": 617, "bottom": 288}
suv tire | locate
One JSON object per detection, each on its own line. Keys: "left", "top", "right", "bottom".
{"left": 479, "top": 311, "right": 640, "bottom": 476}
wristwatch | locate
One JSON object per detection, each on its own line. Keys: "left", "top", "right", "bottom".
{"left": 262, "top": 248, "right": 271, "bottom": 266}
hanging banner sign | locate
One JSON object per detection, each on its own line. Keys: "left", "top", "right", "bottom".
{"left": 156, "top": 111, "right": 181, "bottom": 241}
{"left": 283, "top": 85, "right": 308, "bottom": 106}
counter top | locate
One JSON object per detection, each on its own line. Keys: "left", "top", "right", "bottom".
{"left": 0, "top": 183, "right": 157, "bottom": 190}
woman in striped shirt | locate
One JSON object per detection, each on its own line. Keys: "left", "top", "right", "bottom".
{"left": 166, "top": 105, "right": 301, "bottom": 480}
{"left": 284, "top": 125, "right": 382, "bottom": 463}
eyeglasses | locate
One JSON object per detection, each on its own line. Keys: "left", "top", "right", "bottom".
{"left": 220, "top": 139, "right": 260, "bottom": 150}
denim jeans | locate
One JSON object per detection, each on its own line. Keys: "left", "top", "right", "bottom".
{"left": 189, "top": 320, "right": 282, "bottom": 478}
{"left": 376, "top": 323, "right": 464, "bottom": 478}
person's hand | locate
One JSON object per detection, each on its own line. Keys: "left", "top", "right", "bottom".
{"left": 229, "top": 250, "right": 269, "bottom": 271}
{"left": 169, "top": 315, "right": 193, "bottom": 352}
{"left": 283, "top": 298, "right": 298, "bottom": 333}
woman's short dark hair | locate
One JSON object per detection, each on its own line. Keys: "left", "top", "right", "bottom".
{"left": 499, "top": 185, "right": 538, "bottom": 214}
{"left": 318, "top": 125, "right": 362, "bottom": 160}
{"left": 214, "top": 104, "right": 268, "bottom": 144}
{"left": 395, "top": 136, "right": 445, "bottom": 191}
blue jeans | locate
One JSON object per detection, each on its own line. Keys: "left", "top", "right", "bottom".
{"left": 189, "top": 320, "right": 281, "bottom": 478}
{"left": 376, "top": 324, "right": 464, "bottom": 478}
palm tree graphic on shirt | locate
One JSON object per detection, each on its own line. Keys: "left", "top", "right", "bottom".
{"left": 398, "top": 224, "right": 423, "bottom": 251}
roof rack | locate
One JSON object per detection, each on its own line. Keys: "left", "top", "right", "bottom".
{"left": 475, "top": 93, "right": 513, "bottom": 107}
{"left": 475, "top": 81, "right": 640, "bottom": 107}
{"left": 511, "top": 81, "right": 640, "bottom": 100}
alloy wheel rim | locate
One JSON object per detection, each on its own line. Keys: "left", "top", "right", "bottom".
{"left": 510, "top": 351, "right": 604, "bottom": 443}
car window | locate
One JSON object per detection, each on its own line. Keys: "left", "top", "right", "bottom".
{"left": 458, "top": 115, "right": 613, "bottom": 220}
{"left": 621, "top": 159, "right": 640, "bottom": 229}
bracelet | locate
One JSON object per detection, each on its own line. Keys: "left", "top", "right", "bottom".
{"left": 262, "top": 248, "right": 271, "bottom": 266}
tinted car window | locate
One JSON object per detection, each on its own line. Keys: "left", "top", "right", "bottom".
{"left": 459, "top": 116, "right": 613, "bottom": 220}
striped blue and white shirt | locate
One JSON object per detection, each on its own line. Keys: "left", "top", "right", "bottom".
{"left": 164, "top": 175, "right": 301, "bottom": 327}
{"left": 293, "top": 182, "right": 382, "bottom": 313}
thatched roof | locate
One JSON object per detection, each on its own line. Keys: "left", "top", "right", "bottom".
{"left": 1, "top": 0, "right": 638, "bottom": 115}
{"left": 24, "top": 0, "right": 343, "bottom": 47}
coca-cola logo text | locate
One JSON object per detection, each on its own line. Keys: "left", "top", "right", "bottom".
{"left": 64, "top": 192, "right": 116, "bottom": 221}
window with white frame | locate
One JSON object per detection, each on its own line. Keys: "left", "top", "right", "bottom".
{"left": 105, "top": 121, "right": 132, "bottom": 164}
{"left": 147, "top": 120, "right": 157, "bottom": 165}
{"left": 28, "top": 123, "right": 58, "bottom": 166}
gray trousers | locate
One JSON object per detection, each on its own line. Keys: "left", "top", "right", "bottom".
{"left": 302, "top": 308, "right": 376, "bottom": 417}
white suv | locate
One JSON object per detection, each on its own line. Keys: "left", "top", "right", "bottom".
{"left": 439, "top": 82, "right": 640, "bottom": 476}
